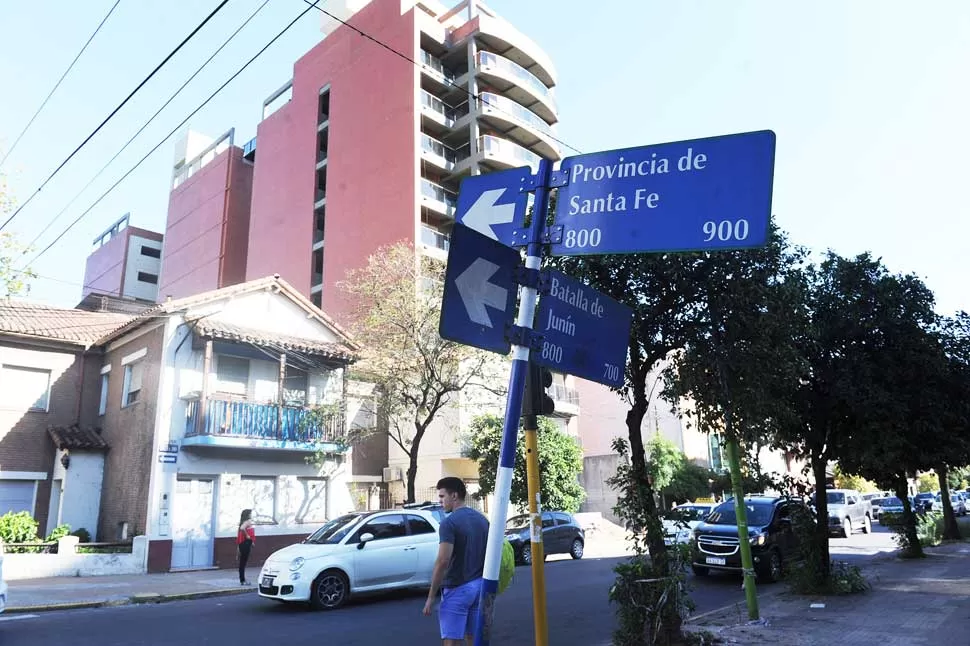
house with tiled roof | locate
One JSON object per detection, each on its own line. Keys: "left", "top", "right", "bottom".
{"left": 0, "top": 276, "right": 386, "bottom": 574}
{"left": 0, "top": 300, "right": 132, "bottom": 538}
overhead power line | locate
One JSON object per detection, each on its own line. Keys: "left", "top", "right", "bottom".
{"left": 22, "top": 1, "right": 323, "bottom": 269}
{"left": 23, "top": 0, "right": 272, "bottom": 254}
{"left": 300, "top": 0, "right": 582, "bottom": 155}
{"left": 0, "top": 0, "right": 231, "bottom": 232}
{"left": 0, "top": 0, "right": 123, "bottom": 169}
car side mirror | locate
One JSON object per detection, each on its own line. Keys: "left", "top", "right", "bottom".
{"left": 357, "top": 532, "right": 375, "bottom": 549}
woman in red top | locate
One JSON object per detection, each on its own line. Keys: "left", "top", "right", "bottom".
{"left": 237, "top": 509, "right": 256, "bottom": 585}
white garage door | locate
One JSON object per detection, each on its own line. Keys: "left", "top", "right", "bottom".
{"left": 0, "top": 480, "right": 36, "bottom": 515}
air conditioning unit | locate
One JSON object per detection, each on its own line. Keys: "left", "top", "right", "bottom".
{"left": 383, "top": 467, "right": 403, "bottom": 482}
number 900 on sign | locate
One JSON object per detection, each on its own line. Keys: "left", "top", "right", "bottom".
{"left": 702, "top": 219, "right": 749, "bottom": 243}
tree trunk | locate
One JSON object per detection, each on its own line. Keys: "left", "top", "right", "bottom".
{"left": 894, "top": 478, "right": 924, "bottom": 557}
{"left": 626, "top": 402, "right": 667, "bottom": 567}
{"left": 938, "top": 464, "right": 961, "bottom": 541}
{"left": 810, "top": 453, "right": 832, "bottom": 580}
{"left": 406, "top": 453, "right": 419, "bottom": 504}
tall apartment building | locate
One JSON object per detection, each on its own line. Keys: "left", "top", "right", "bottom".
{"left": 147, "top": 0, "right": 572, "bottom": 502}
{"left": 81, "top": 213, "right": 164, "bottom": 303}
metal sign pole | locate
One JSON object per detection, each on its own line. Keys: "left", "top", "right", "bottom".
{"left": 474, "top": 159, "right": 552, "bottom": 646}
{"left": 523, "top": 414, "right": 549, "bottom": 646}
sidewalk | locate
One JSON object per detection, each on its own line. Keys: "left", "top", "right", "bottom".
{"left": 687, "top": 541, "right": 970, "bottom": 645}
{"left": 5, "top": 567, "right": 260, "bottom": 613}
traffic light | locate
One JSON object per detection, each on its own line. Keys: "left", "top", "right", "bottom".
{"left": 522, "top": 360, "right": 555, "bottom": 417}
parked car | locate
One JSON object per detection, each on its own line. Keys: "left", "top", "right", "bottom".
{"left": 935, "top": 493, "right": 967, "bottom": 516}
{"left": 401, "top": 501, "right": 447, "bottom": 523}
{"left": 914, "top": 492, "right": 937, "bottom": 512}
{"left": 0, "top": 548, "right": 6, "bottom": 614}
{"left": 257, "top": 509, "right": 441, "bottom": 610}
{"left": 505, "top": 511, "right": 585, "bottom": 565}
{"left": 868, "top": 496, "right": 889, "bottom": 520}
{"left": 813, "top": 489, "right": 872, "bottom": 537}
{"left": 690, "top": 496, "right": 807, "bottom": 583}
{"left": 662, "top": 503, "right": 713, "bottom": 546}
{"left": 878, "top": 496, "right": 913, "bottom": 524}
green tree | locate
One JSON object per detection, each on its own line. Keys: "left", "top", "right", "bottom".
{"left": 916, "top": 473, "right": 938, "bottom": 493}
{"left": 0, "top": 169, "right": 34, "bottom": 295}
{"left": 337, "top": 243, "right": 504, "bottom": 502}
{"left": 834, "top": 264, "right": 944, "bottom": 557}
{"left": 936, "top": 313, "right": 970, "bottom": 539}
{"left": 833, "top": 465, "right": 879, "bottom": 493}
{"left": 646, "top": 435, "right": 717, "bottom": 507}
{"left": 466, "top": 413, "right": 585, "bottom": 513}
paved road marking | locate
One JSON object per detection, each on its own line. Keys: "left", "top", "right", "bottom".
{"left": 0, "top": 614, "right": 39, "bottom": 622}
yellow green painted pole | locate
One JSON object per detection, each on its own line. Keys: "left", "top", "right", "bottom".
{"left": 524, "top": 418, "right": 549, "bottom": 646}
{"left": 724, "top": 436, "right": 760, "bottom": 620}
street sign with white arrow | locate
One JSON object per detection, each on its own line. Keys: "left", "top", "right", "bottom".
{"left": 455, "top": 166, "right": 532, "bottom": 247}
{"left": 439, "top": 223, "right": 521, "bottom": 354}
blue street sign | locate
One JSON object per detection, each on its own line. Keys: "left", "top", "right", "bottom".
{"left": 456, "top": 167, "right": 533, "bottom": 247}
{"left": 533, "top": 269, "right": 633, "bottom": 387}
{"left": 550, "top": 130, "right": 776, "bottom": 256}
{"left": 439, "top": 223, "right": 521, "bottom": 354}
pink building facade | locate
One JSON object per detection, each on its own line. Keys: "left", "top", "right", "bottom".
{"left": 82, "top": 214, "right": 164, "bottom": 302}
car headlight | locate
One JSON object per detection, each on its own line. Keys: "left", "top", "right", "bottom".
{"left": 750, "top": 532, "right": 766, "bottom": 546}
{"left": 289, "top": 557, "right": 305, "bottom": 572}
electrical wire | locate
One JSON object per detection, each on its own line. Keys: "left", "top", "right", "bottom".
{"left": 0, "top": 0, "right": 231, "bottom": 231}
{"left": 300, "top": 0, "right": 582, "bottom": 155}
{"left": 21, "top": 1, "right": 323, "bottom": 269}
{"left": 22, "top": 0, "right": 272, "bottom": 254}
{"left": 0, "top": 0, "right": 123, "bottom": 169}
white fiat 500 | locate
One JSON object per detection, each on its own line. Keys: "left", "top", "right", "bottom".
{"left": 258, "top": 509, "right": 441, "bottom": 610}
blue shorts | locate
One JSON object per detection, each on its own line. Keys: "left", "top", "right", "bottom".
{"left": 439, "top": 577, "right": 482, "bottom": 640}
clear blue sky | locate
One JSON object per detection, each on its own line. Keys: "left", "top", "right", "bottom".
{"left": 1, "top": 1, "right": 967, "bottom": 315}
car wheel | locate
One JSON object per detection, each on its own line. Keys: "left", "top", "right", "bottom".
{"left": 520, "top": 544, "right": 532, "bottom": 566}
{"left": 757, "top": 550, "right": 782, "bottom": 583}
{"left": 842, "top": 517, "right": 852, "bottom": 538}
{"left": 309, "top": 570, "right": 349, "bottom": 611}
{"left": 570, "top": 538, "right": 584, "bottom": 560}
{"left": 862, "top": 515, "right": 872, "bottom": 534}
{"left": 691, "top": 565, "right": 709, "bottom": 577}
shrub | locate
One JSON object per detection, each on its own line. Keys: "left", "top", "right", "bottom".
{"left": 72, "top": 528, "right": 92, "bottom": 543}
{"left": 0, "top": 511, "right": 39, "bottom": 544}
{"left": 884, "top": 510, "right": 942, "bottom": 552}
{"left": 45, "top": 524, "right": 71, "bottom": 542}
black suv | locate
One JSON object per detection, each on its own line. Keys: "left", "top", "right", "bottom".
{"left": 690, "top": 496, "right": 805, "bottom": 583}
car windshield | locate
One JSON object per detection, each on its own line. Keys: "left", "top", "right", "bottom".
{"left": 705, "top": 501, "right": 774, "bottom": 526}
{"left": 826, "top": 492, "right": 846, "bottom": 505}
{"left": 665, "top": 506, "right": 711, "bottom": 522}
{"left": 506, "top": 515, "right": 531, "bottom": 531}
{"left": 882, "top": 497, "right": 903, "bottom": 506}
{"left": 871, "top": 498, "right": 885, "bottom": 507}
{"left": 305, "top": 514, "right": 360, "bottom": 544}
{"left": 916, "top": 493, "right": 934, "bottom": 500}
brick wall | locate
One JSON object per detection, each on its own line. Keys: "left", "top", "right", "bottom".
{"left": 96, "top": 325, "right": 165, "bottom": 540}
{"left": 0, "top": 339, "right": 88, "bottom": 533}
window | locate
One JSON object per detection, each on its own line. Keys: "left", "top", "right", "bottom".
{"left": 1, "top": 365, "right": 52, "bottom": 411}
{"left": 554, "top": 512, "right": 572, "bottom": 526}
{"left": 216, "top": 356, "right": 249, "bottom": 396}
{"left": 407, "top": 514, "right": 436, "bottom": 536}
{"left": 283, "top": 367, "right": 307, "bottom": 406}
{"left": 240, "top": 477, "right": 277, "bottom": 524}
{"left": 137, "top": 271, "right": 158, "bottom": 284}
{"left": 122, "top": 362, "right": 143, "bottom": 406}
{"left": 541, "top": 513, "right": 555, "bottom": 529}
{"left": 98, "top": 373, "right": 109, "bottom": 416}
{"left": 351, "top": 514, "right": 407, "bottom": 543}
{"left": 296, "top": 478, "right": 328, "bottom": 523}
{"left": 140, "top": 245, "right": 161, "bottom": 258}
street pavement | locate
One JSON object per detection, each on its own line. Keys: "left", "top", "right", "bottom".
{"left": 0, "top": 528, "right": 896, "bottom": 645}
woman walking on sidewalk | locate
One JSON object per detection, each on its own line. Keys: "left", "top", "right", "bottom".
{"left": 237, "top": 509, "right": 256, "bottom": 585}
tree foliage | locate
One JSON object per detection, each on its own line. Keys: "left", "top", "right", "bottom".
{"left": 338, "top": 243, "right": 504, "bottom": 502}
{"left": 466, "top": 413, "right": 585, "bottom": 513}
{"left": 0, "top": 170, "right": 33, "bottom": 296}
{"left": 833, "top": 465, "right": 879, "bottom": 493}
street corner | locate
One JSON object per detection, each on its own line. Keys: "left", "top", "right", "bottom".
{"left": 128, "top": 587, "right": 255, "bottom": 605}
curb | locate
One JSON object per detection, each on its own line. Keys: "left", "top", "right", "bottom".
{"left": 5, "top": 587, "right": 254, "bottom": 615}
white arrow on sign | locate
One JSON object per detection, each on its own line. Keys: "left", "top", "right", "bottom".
{"left": 462, "top": 188, "right": 516, "bottom": 241}
{"left": 455, "top": 258, "right": 508, "bottom": 328}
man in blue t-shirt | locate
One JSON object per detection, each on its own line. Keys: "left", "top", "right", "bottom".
{"left": 422, "top": 477, "right": 489, "bottom": 645}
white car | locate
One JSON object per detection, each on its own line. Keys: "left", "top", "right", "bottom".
{"left": 0, "top": 550, "right": 7, "bottom": 614}
{"left": 258, "top": 509, "right": 440, "bottom": 610}
{"left": 662, "top": 504, "right": 713, "bottom": 545}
